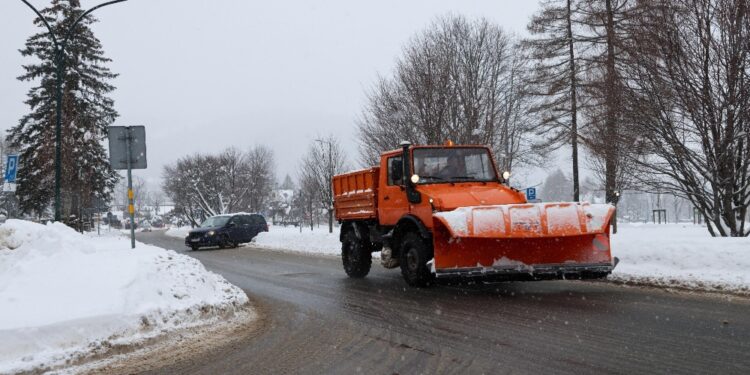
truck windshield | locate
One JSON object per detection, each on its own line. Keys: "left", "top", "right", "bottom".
{"left": 413, "top": 147, "right": 498, "bottom": 183}
{"left": 200, "top": 216, "right": 230, "bottom": 228}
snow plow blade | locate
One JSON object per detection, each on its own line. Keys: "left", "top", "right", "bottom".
{"left": 432, "top": 203, "right": 616, "bottom": 281}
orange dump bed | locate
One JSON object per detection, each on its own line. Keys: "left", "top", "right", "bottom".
{"left": 333, "top": 167, "right": 379, "bottom": 221}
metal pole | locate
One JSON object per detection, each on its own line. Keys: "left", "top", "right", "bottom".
{"left": 19, "top": 0, "right": 128, "bottom": 222}
{"left": 126, "top": 127, "right": 135, "bottom": 248}
{"left": 55, "top": 60, "right": 63, "bottom": 221}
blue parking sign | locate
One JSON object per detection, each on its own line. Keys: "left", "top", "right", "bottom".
{"left": 526, "top": 187, "right": 536, "bottom": 201}
{"left": 5, "top": 155, "right": 19, "bottom": 183}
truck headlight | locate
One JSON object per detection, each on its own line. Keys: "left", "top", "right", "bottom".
{"left": 207, "top": 230, "right": 215, "bottom": 236}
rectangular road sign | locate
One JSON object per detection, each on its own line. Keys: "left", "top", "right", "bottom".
{"left": 4, "top": 154, "right": 19, "bottom": 183}
{"left": 526, "top": 187, "right": 536, "bottom": 201}
{"left": 108, "top": 125, "right": 147, "bottom": 249}
{"left": 108, "top": 126, "right": 147, "bottom": 170}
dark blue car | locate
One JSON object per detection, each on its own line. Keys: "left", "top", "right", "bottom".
{"left": 185, "top": 213, "right": 268, "bottom": 250}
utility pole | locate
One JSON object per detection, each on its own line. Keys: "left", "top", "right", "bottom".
{"left": 20, "top": 0, "right": 128, "bottom": 222}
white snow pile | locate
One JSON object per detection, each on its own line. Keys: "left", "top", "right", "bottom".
{"left": 0, "top": 220, "right": 249, "bottom": 374}
{"left": 164, "top": 226, "right": 191, "bottom": 239}
{"left": 610, "top": 223, "right": 750, "bottom": 294}
{"left": 252, "top": 225, "right": 341, "bottom": 255}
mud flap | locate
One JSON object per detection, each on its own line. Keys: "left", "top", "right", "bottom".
{"left": 431, "top": 202, "right": 616, "bottom": 279}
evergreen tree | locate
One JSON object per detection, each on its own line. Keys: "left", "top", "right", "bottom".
{"left": 8, "top": 0, "right": 119, "bottom": 217}
{"left": 541, "top": 169, "right": 573, "bottom": 202}
{"left": 280, "top": 174, "right": 295, "bottom": 190}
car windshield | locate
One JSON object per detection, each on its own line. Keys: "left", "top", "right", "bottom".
{"left": 200, "top": 216, "right": 230, "bottom": 228}
{"left": 413, "top": 147, "right": 497, "bottom": 183}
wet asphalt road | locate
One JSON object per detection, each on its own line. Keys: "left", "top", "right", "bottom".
{"left": 136, "top": 230, "right": 750, "bottom": 375}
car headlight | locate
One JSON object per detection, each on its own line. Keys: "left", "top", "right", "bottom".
{"left": 207, "top": 230, "right": 215, "bottom": 236}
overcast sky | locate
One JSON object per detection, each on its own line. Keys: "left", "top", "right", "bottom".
{"left": 0, "top": 0, "right": 540, "bottom": 189}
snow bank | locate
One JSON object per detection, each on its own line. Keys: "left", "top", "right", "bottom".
{"left": 610, "top": 223, "right": 750, "bottom": 294}
{"left": 252, "top": 225, "right": 341, "bottom": 255}
{"left": 0, "top": 220, "right": 249, "bottom": 374}
{"left": 165, "top": 226, "right": 191, "bottom": 239}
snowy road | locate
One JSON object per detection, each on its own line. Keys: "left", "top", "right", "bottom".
{"left": 134, "top": 230, "right": 750, "bottom": 374}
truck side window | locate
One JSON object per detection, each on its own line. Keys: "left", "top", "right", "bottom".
{"left": 388, "top": 156, "right": 403, "bottom": 186}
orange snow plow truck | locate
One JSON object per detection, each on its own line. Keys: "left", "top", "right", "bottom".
{"left": 332, "top": 142, "right": 618, "bottom": 287}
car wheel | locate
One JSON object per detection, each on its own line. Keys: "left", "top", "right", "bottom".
{"left": 190, "top": 245, "right": 199, "bottom": 251}
{"left": 399, "top": 232, "right": 435, "bottom": 287}
{"left": 219, "top": 234, "right": 234, "bottom": 249}
{"left": 341, "top": 229, "right": 372, "bottom": 278}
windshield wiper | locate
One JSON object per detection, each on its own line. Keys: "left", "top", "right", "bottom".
{"left": 419, "top": 175, "right": 445, "bottom": 181}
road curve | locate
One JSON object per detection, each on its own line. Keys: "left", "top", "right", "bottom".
{"left": 135, "top": 230, "right": 750, "bottom": 375}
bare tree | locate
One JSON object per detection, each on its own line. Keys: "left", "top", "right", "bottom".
{"left": 298, "top": 134, "right": 347, "bottom": 233}
{"left": 358, "top": 15, "right": 537, "bottom": 174}
{"left": 295, "top": 172, "right": 318, "bottom": 231}
{"left": 162, "top": 146, "right": 276, "bottom": 225}
{"left": 623, "top": 0, "right": 750, "bottom": 236}
{"left": 149, "top": 190, "right": 166, "bottom": 216}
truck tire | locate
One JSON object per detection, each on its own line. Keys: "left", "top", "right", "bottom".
{"left": 342, "top": 229, "right": 372, "bottom": 278}
{"left": 399, "top": 232, "right": 434, "bottom": 287}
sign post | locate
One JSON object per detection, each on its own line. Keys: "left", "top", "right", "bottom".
{"left": 108, "top": 126, "right": 147, "bottom": 248}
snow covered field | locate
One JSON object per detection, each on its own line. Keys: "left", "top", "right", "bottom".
{"left": 609, "top": 223, "right": 750, "bottom": 294}
{"left": 250, "top": 222, "right": 749, "bottom": 294}
{"left": 0, "top": 220, "right": 250, "bottom": 374}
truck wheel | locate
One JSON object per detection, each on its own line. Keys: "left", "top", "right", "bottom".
{"left": 342, "top": 230, "right": 372, "bottom": 278}
{"left": 399, "top": 232, "right": 434, "bottom": 287}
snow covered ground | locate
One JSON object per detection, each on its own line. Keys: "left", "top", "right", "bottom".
{"left": 0, "top": 220, "right": 250, "bottom": 374}
{"left": 609, "top": 223, "right": 750, "bottom": 294}
{"left": 164, "top": 226, "right": 191, "bottom": 239}
{"left": 253, "top": 225, "right": 342, "bottom": 255}
{"left": 248, "top": 222, "right": 749, "bottom": 294}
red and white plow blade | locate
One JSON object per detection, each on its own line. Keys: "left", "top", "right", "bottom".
{"left": 431, "top": 203, "right": 616, "bottom": 279}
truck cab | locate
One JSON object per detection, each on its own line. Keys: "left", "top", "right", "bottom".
{"left": 377, "top": 143, "right": 526, "bottom": 229}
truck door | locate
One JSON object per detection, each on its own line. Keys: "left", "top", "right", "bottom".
{"left": 379, "top": 155, "right": 409, "bottom": 226}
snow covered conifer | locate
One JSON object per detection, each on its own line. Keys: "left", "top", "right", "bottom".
{"left": 8, "top": 0, "right": 119, "bottom": 217}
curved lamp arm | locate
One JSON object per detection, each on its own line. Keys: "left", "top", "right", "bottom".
{"left": 20, "top": 0, "right": 59, "bottom": 48}
{"left": 61, "top": 0, "right": 127, "bottom": 49}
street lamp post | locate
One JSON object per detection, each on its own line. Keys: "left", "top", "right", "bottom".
{"left": 20, "top": 0, "right": 127, "bottom": 222}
